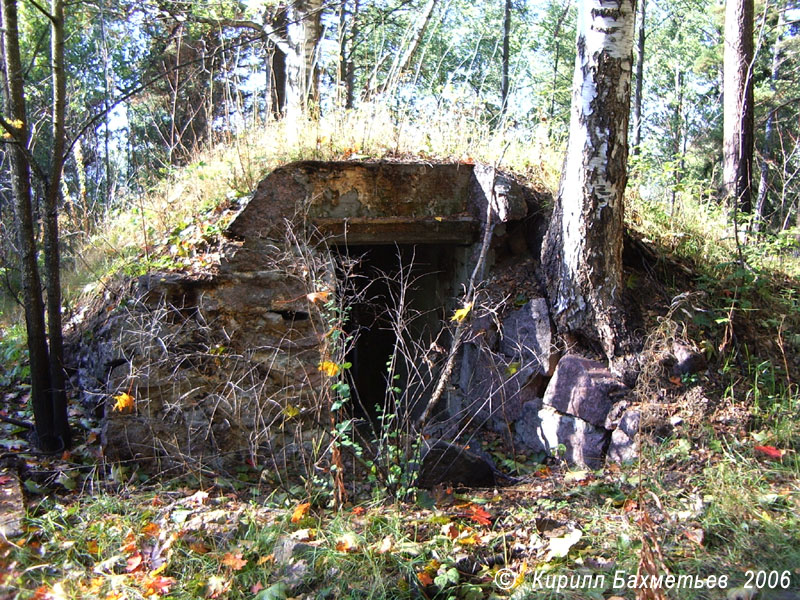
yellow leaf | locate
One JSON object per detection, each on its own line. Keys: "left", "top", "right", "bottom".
{"left": 450, "top": 302, "right": 473, "bottom": 323}
{"left": 220, "top": 552, "right": 247, "bottom": 571}
{"left": 206, "top": 575, "right": 229, "bottom": 599}
{"left": 141, "top": 522, "right": 160, "bottom": 538}
{"left": 283, "top": 404, "right": 300, "bottom": 418}
{"left": 375, "top": 535, "right": 394, "bottom": 554}
{"left": 87, "top": 540, "right": 99, "bottom": 554}
{"left": 457, "top": 533, "right": 480, "bottom": 545}
{"left": 434, "top": 216, "right": 443, "bottom": 222}
{"left": 307, "top": 291, "right": 330, "bottom": 304}
{"left": 290, "top": 502, "right": 311, "bottom": 523}
{"left": 335, "top": 533, "right": 359, "bottom": 552}
{"left": 318, "top": 360, "right": 340, "bottom": 377}
{"left": 112, "top": 392, "right": 135, "bottom": 412}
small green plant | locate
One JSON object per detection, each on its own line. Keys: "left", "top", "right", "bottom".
{"left": 0, "top": 322, "right": 30, "bottom": 387}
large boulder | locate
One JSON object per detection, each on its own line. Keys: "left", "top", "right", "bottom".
{"left": 542, "top": 355, "right": 628, "bottom": 428}
{"left": 515, "top": 403, "right": 609, "bottom": 469}
{"left": 500, "top": 298, "right": 557, "bottom": 376}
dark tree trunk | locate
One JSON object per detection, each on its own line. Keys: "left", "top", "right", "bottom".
{"left": 44, "top": 0, "right": 71, "bottom": 449}
{"left": 542, "top": 0, "right": 636, "bottom": 364}
{"left": 753, "top": 3, "right": 786, "bottom": 233}
{"left": 501, "top": 0, "right": 511, "bottom": 113}
{"left": 723, "top": 0, "right": 755, "bottom": 213}
{"left": 1, "top": 0, "right": 60, "bottom": 452}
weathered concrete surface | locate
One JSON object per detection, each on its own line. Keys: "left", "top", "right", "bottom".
{"left": 71, "top": 160, "right": 559, "bottom": 473}
{"left": 224, "top": 160, "right": 534, "bottom": 269}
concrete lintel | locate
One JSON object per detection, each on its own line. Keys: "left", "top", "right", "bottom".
{"left": 315, "top": 216, "right": 479, "bottom": 245}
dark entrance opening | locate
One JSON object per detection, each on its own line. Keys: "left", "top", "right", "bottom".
{"left": 337, "top": 243, "right": 470, "bottom": 427}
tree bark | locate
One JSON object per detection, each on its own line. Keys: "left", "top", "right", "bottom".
{"left": 723, "top": 0, "right": 755, "bottom": 213}
{"left": 284, "top": 0, "right": 323, "bottom": 122}
{"left": 44, "top": 0, "right": 71, "bottom": 449}
{"left": 541, "top": 0, "right": 636, "bottom": 364}
{"left": 632, "top": 0, "right": 645, "bottom": 154}
{"left": 501, "top": 0, "right": 512, "bottom": 113}
{"left": 753, "top": 3, "right": 786, "bottom": 233}
{"left": 1, "top": 0, "right": 60, "bottom": 452}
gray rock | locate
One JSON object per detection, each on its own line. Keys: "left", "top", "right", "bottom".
{"left": 458, "top": 345, "right": 541, "bottom": 434}
{"left": 542, "top": 355, "right": 628, "bottom": 428}
{"left": 515, "top": 405, "right": 609, "bottom": 469}
{"left": 606, "top": 428, "right": 638, "bottom": 464}
{"left": 500, "top": 298, "right": 557, "bottom": 376}
{"left": 418, "top": 440, "right": 498, "bottom": 488}
{"left": 672, "top": 342, "right": 707, "bottom": 376}
{"left": 273, "top": 536, "right": 314, "bottom": 565}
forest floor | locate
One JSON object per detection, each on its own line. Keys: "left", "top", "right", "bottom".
{"left": 1, "top": 225, "right": 800, "bottom": 600}
{"left": 1, "top": 123, "right": 799, "bottom": 599}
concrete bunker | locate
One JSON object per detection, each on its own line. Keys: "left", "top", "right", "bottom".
{"left": 83, "top": 160, "right": 637, "bottom": 475}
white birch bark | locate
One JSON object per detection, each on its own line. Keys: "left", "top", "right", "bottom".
{"left": 542, "top": 0, "right": 636, "bottom": 362}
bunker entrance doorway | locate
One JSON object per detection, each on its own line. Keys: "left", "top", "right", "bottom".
{"left": 337, "top": 243, "right": 471, "bottom": 427}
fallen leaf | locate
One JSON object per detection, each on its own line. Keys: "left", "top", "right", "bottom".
{"left": 463, "top": 504, "right": 492, "bottom": 526}
{"left": 112, "top": 392, "right": 135, "bottom": 412}
{"left": 87, "top": 540, "right": 99, "bottom": 554}
{"left": 441, "top": 522, "right": 459, "bottom": 539}
{"left": 0, "top": 475, "right": 11, "bottom": 485}
{"left": 457, "top": 532, "right": 480, "bottom": 546}
{"left": 206, "top": 574, "right": 230, "bottom": 598}
{"left": 335, "top": 533, "right": 359, "bottom": 552}
{"left": 564, "top": 470, "right": 590, "bottom": 483}
{"left": 189, "top": 541, "right": 210, "bottom": 554}
{"left": 121, "top": 531, "right": 138, "bottom": 553}
{"left": 251, "top": 582, "right": 264, "bottom": 594}
{"left": 684, "top": 527, "right": 704, "bottom": 546}
{"left": 754, "top": 445, "right": 785, "bottom": 460}
{"left": 545, "top": 528, "right": 583, "bottom": 561}
{"left": 141, "top": 522, "right": 160, "bottom": 538}
{"left": 126, "top": 552, "right": 143, "bottom": 572}
{"left": 417, "top": 572, "right": 434, "bottom": 586}
{"left": 221, "top": 552, "right": 247, "bottom": 570}
{"left": 144, "top": 575, "right": 175, "bottom": 596}
{"left": 184, "top": 490, "right": 209, "bottom": 505}
{"left": 376, "top": 535, "right": 394, "bottom": 554}
{"left": 291, "top": 502, "right": 311, "bottom": 523}
{"left": 351, "top": 506, "right": 366, "bottom": 516}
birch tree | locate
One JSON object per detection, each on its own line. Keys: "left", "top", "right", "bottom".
{"left": 541, "top": 0, "right": 637, "bottom": 365}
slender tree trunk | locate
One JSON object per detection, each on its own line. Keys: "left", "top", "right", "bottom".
{"left": 547, "top": 1, "right": 571, "bottom": 127}
{"left": 44, "top": 0, "right": 71, "bottom": 449}
{"left": 380, "top": 0, "right": 438, "bottom": 94}
{"left": 723, "top": 0, "right": 755, "bottom": 213}
{"left": 1, "top": 0, "right": 60, "bottom": 452}
{"left": 285, "top": 0, "right": 323, "bottom": 123}
{"left": 670, "top": 65, "right": 683, "bottom": 215}
{"left": 541, "top": 0, "right": 636, "bottom": 364}
{"left": 753, "top": 4, "right": 786, "bottom": 233}
{"left": 501, "top": 0, "right": 511, "bottom": 113}
{"left": 345, "top": 0, "right": 360, "bottom": 109}
{"left": 633, "top": 0, "right": 645, "bottom": 154}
